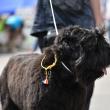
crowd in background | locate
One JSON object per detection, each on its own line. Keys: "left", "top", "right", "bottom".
{"left": 0, "top": 15, "right": 25, "bottom": 53}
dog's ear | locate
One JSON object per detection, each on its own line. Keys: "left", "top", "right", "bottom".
{"left": 94, "top": 26, "right": 106, "bottom": 38}
{"left": 79, "top": 30, "right": 98, "bottom": 51}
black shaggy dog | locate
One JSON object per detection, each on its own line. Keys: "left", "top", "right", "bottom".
{"left": 0, "top": 26, "right": 110, "bottom": 110}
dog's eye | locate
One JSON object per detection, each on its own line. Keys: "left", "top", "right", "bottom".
{"left": 67, "top": 38, "right": 78, "bottom": 43}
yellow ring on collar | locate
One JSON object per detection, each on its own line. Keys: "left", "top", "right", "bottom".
{"left": 41, "top": 54, "right": 57, "bottom": 85}
{"left": 41, "top": 54, "right": 57, "bottom": 70}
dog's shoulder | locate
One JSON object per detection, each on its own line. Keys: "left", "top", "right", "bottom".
{"left": 8, "top": 53, "right": 42, "bottom": 64}
{"left": 2, "top": 53, "right": 44, "bottom": 75}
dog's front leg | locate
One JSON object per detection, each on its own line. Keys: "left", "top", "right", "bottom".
{"left": 83, "top": 83, "right": 94, "bottom": 110}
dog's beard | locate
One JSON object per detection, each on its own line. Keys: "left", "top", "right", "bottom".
{"left": 74, "top": 53, "right": 108, "bottom": 86}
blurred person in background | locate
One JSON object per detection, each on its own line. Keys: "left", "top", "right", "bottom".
{"left": 31, "top": 0, "right": 103, "bottom": 110}
{"left": 101, "top": 0, "right": 110, "bottom": 41}
{"left": 0, "top": 16, "right": 7, "bottom": 52}
{"left": 31, "top": 0, "right": 103, "bottom": 52}
{"left": 5, "top": 15, "right": 25, "bottom": 52}
{"left": 0, "top": 16, "right": 6, "bottom": 32}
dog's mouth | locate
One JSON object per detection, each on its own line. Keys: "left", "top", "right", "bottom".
{"left": 97, "top": 68, "right": 107, "bottom": 78}
{"left": 102, "top": 68, "right": 107, "bottom": 75}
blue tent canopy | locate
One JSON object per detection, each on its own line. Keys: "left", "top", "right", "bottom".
{"left": 0, "top": 0, "right": 37, "bottom": 15}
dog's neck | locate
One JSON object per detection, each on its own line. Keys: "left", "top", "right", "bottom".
{"left": 60, "top": 54, "right": 79, "bottom": 82}
{"left": 60, "top": 54, "right": 75, "bottom": 70}
{"left": 41, "top": 50, "right": 78, "bottom": 85}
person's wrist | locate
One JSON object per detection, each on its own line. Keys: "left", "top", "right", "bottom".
{"left": 96, "top": 16, "right": 104, "bottom": 26}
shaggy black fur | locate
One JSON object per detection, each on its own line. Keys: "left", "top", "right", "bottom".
{"left": 0, "top": 26, "right": 110, "bottom": 110}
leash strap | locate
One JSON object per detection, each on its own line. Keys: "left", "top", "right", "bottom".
{"left": 49, "top": 0, "right": 59, "bottom": 35}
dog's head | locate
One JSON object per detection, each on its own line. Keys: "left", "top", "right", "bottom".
{"left": 54, "top": 26, "right": 81, "bottom": 62}
{"left": 74, "top": 26, "right": 110, "bottom": 85}
{"left": 41, "top": 26, "right": 82, "bottom": 86}
{"left": 43, "top": 26, "right": 110, "bottom": 86}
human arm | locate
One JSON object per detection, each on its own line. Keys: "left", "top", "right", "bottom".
{"left": 90, "top": 0, "right": 104, "bottom": 26}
